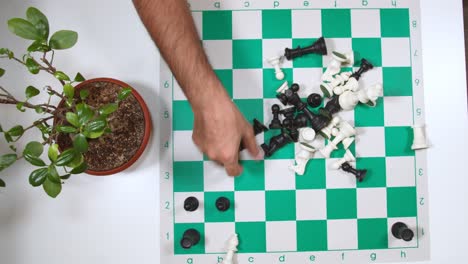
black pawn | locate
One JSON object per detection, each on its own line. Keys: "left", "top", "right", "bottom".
{"left": 294, "top": 113, "right": 308, "bottom": 128}
{"left": 319, "top": 96, "right": 341, "bottom": 120}
{"left": 215, "top": 197, "right": 230, "bottom": 212}
{"left": 181, "top": 229, "right": 201, "bottom": 249}
{"left": 392, "top": 222, "right": 414, "bottom": 242}
{"left": 341, "top": 162, "right": 367, "bottom": 182}
{"left": 280, "top": 106, "right": 296, "bottom": 120}
{"left": 284, "top": 37, "right": 327, "bottom": 60}
{"left": 269, "top": 105, "right": 282, "bottom": 129}
{"left": 307, "top": 93, "right": 322, "bottom": 108}
{"left": 261, "top": 132, "right": 293, "bottom": 157}
{"left": 253, "top": 118, "right": 268, "bottom": 135}
{"left": 184, "top": 196, "right": 199, "bottom": 212}
{"left": 350, "top": 58, "right": 374, "bottom": 80}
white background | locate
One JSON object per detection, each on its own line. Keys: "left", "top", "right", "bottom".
{"left": 0, "top": 0, "right": 467, "bottom": 263}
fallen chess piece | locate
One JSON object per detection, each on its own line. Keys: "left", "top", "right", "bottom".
{"left": 320, "top": 116, "right": 341, "bottom": 139}
{"left": 261, "top": 132, "right": 293, "bottom": 157}
{"left": 267, "top": 56, "right": 285, "bottom": 80}
{"left": 341, "top": 162, "right": 367, "bottom": 182}
{"left": 338, "top": 90, "right": 359, "bottom": 111}
{"left": 333, "top": 58, "right": 374, "bottom": 95}
{"left": 319, "top": 120, "right": 356, "bottom": 158}
{"left": 240, "top": 119, "right": 268, "bottom": 151}
{"left": 391, "top": 222, "right": 414, "bottom": 242}
{"left": 320, "top": 71, "right": 352, "bottom": 98}
{"left": 290, "top": 127, "right": 316, "bottom": 175}
{"left": 222, "top": 233, "right": 239, "bottom": 264}
{"left": 331, "top": 149, "right": 355, "bottom": 170}
{"left": 284, "top": 36, "right": 327, "bottom": 60}
{"left": 342, "top": 137, "right": 354, "bottom": 150}
{"left": 322, "top": 51, "right": 354, "bottom": 82}
{"left": 411, "top": 124, "right": 429, "bottom": 150}
{"left": 276, "top": 81, "right": 289, "bottom": 94}
{"left": 357, "top": 83, "right": 383, "bottom": 106}
{"left": 318, "top": 95, "right": 341, "bottom": 120}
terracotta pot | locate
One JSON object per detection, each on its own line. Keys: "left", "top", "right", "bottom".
{"left": 55, "top": 78, "right": 151, "bottom": 176}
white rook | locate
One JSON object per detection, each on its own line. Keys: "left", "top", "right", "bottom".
{"left": 411, "top": 124, "right": 429, "bottom": 150}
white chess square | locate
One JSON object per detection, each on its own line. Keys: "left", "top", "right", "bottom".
{"left": 351, "top": 10, "right": 381, "bottom": 37}
{"left": 291, "top": 10, "right": 322, "bottom": 38}
{"left": 323, "top": 38, "right": 353, "bottom": 66}
{"left": 325, "top": 158, "right": 357, "bottom": 189}
{"left": 266, "top": 221, "right": 297, "bottom": 251}
{"left": 232, "top": 10, "right": 262, "bottom": 39}
{"left": 262, "top": 39, "right": 293, "bottom": 68}
{"left": 174, "top": 192, "right": 204, "bottom": 223}
{"left": 234, "top": 191, "right": 266, "bottom": 221}
{"left": 296, "top": 190, "right": 327, "bottom": 220}
{"left": 387, "top": 217, "right": 418, "bottom": 248}
{"left": 386, "top": 157, "right": 416, "bottom": 187}
{"left": 263, "top": 98, "right": 284, "bottom": 128}
{"left": 192, "top": 12, "right": 203, "bottom": 39}
{"left": 205, "top": 222, "right": 236, "bottom": 253}
{"left": 265, "top": 159, "right": 296, "bottom": 190}
{"left": 203, "top": 40, "right": 233, "bottom": 69}
{"left": 292, "top": 68, "right": 323, "bottom": 98}
{"left": 173, "top": 79, "right": 187, "bottom": 100}
{"left": 203, "top": 161, "right": 235, "bottom": 192}
{"left": 354, "top": 127, "right": 386, "bottom": 157}
{"left": 336, "top": 108, "right": 356, "bottom": 127}
{"left": 356, "top": 66, "right": 382, "bottom": 91}
{"left": 357, "top": 188, "right": 387, "bottom": 219}
{"left": 174, "top": 131, "right": 203, "bottom": 161}
{"left": 384, "top": 96, "right": 413, "bottom": 126}
{"left": 381, "top": 38, "right": 411, "bottom": 67}
{"left": 233, "top": 69, "right": 263, "bottom": 99}
{"left": 327, "top": 219, "right": 358, "bottom": 250}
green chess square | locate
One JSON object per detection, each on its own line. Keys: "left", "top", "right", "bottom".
{"left": 330, "top": 139, "right": 356, "bottom": 159}
{"left": 326, "top": 189, "right": 357, "bottom": 219}
{"left": 173, "top": 161, "right": 204, "bottom": 192}
{"left": 233, "top": 99, "right": 264, "bottom": 123}
{"left": 356, "top": 157, "right": 386, "bottom": 188}
{"left": 202, "top": 11, "right": 232, "bottom": 40}
{"left": 263, "top": 130, "right": 295, "bottom": 159}
{"left": 236, "top": 222, "right": 266, "bottom": 253}
{"left": 233, "top": 39, "right": 263, "bottom": 69}
{"left": 380, "top": 9, "right": 410, "bottom": 37}
{"left": 214, "top": 69, "right": 233, "bottom": 98}
{"left": 174, "top": 223, "right": 205, "bottom": 254}
{"left": 383, "top": 67, "right": 413, "bottom": 96}
{"left": 263, "top": 68, "right": 293, "bottom": 98}
{"left": 296, "top": 159, "right": 326, "bottom": 189}
{"left": 235, "top": 160, "right": 265, "bottom": 191}
{"left": 173, "top": 100, "right": 194, "bottom": 131}
{"left": 385, "top": 126, "right": 415, "bottom": 156}
{"left": 204, "top": 192, "right": 235, "bottom": 222}
{"left": 354, "top": 97, "right": 384, "bottom": 127}
{"left": 387, "top": 187, "right": 417, "bottom": 217}
{"left": 297, "top": 220, "right": 328, "bottom": 251}
{"left": 357, "top": 218, "right": 388, "bottom": 249}
{"left": 262, "top": 10, "right": 292, "bottom": 39}
{"left": 292, "top": 38, "right": 323, "bottom": 68}
{"left": 352, "top": 38, "right": 382, "bottom": 67}
{"left": 265, "top": 190, "right": 296, "bottom": 221}
{"left": 321, "top": 9, "right": 351, "bottom": 38}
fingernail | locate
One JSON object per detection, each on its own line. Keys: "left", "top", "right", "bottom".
{"left": 254, "top": 147, "right": 264, "bottom": 160}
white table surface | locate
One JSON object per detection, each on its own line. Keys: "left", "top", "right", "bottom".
{"left": 0, "top": 0, "right": 467, "bottom": 263}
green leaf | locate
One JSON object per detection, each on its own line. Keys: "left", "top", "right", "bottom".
{"left": 63, "top": 83, "right": 74, "bottom": 99}
{"left": 54, "top": 71, "right": 70, "bottom": 81}
{"left": 24, "top": 153, "right": 46, "bottom": 166}
{"left": 73, "top": 133, "right": 88, "bottom": 153}
{"left": 60, "top": 174, "right": 71, "bottom": 180}
{"left": 99, "top": 103, "right": 118, "bottom": 115}
{"left": 118, "top": 87, "right": 132, "bottom": 101}
{"left": 76, "top": 103, "right": 94, "bottom": 124}
{"left": 55, "top": 125, "right": 78, "bottom": 134}
{"left": 8, "top": 125, "right": 24, "bottom": 137}
{"left": 0, "top": 48, "right": 14, "bottom": 59}
{"left": 27, "top": 40, "right": 50, "bottom": 52}
{"left": 67, "top": 152, "right": 83, "bottom": 168}
{"left": 0, "top": 68, "right": 5, "bottom": 77}
{"left": 35, "top": 106, "right": 44, "bottom": 114}
{"left": 29, "top": 167, "right": 48, "bottom": 187}
{"left": 16, "top": 102, "right": 26, "bottom": 112}
{"left": 0, "top": 178, "right": 5, "bottom": 187}
{"left": 25, "top": 58, "right": 40, "bottom": 74}
{"left": 9, "top": 145, "right": 16, "bottom": 152}
{"left": 55, "top": 149, "right": 76, "bottom": 166}
{"left": 4, "top": 133, "right": 13, "bottom": 143}
{"left": 48, "top": 144, "right": 59, "bottom": 162}
{"left": 48, "top": 165, "right": 61, "bottom": 184}
{"left": 24, "top": 141, "right": 44, "bottom": 157}
{"left": 49, "top": 30, "right": 78, "bottom": 50}
{"left": 65, "top": 112, "right": 80, "bottom": 127}
{"left": 85, "top": 119, "right": 106, "bottom": 133}
{"left": 26, "top": 7, "right": 49, "bottom": 40}
{"left": 79, "top": 89, "right": 89, "bottom": 100}
{"left": 70, "top": 162, "right": 87, "bottom": 174}
{"left": 0, "top": 154, "right": 17, "bottom": 172}
{"left": 42, "top": 177, "right": 61, "bottom": 198}
{"left": 7, "top": 18, "right": 41, "bottom": 40}
{"left": 25, "top": 85, "right": 40, "bottom": 99}
{"left": 74, "top": 72, "right": 85, "bottom": 82}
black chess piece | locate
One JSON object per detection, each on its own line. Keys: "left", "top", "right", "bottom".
{"left": 307, "top": 93, "right": 322, "bottom": 108}
{"left": 341, "top": 162, "right": 367, "bottom": 182}
{"left": 269, "top": 105, "right": 283, "bottom": 129}
{"left": 289, "top": 127, "right": 300, "bottom": 142}
{"left": 279, "top": 106, "right": 296, "bottom": 119}
{"left": 253, "top": 118, "right": 268, "bottom": 135}
{"left": 215, "top": 197, "right": 231, "bottom": 212}
{"left": 284, "top": 37, "right": 327, "bottom": 60}
{"left": 350, "top": 58, "right": 374, "bottom": 80}
{"left": 184, "top": 196, "right": 199, "bottom": 212}
{"left": 261, "top": 132, "right": 293, "bottom": 157}
{"left": 180, "top": 229, "right": 201, "bottom": 249}
{"left": 294, "top": 113, "right": 308, "bottom": 128}
{"left": 392, "top": 222, "right": 414, "bottom": 242}
{"left": 319, "top": 96, "right": 341, "bottom": 120}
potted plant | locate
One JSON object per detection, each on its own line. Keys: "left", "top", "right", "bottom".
{"left": 0, "top": 7, "right": 151, "bottom": 197}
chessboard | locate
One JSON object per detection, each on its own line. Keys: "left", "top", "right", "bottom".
{"left": 159, "top": 0, "right": 430, "bottom": 263}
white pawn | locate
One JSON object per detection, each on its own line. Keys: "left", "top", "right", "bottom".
{"left": 290, "top": 128, "right": 316, "bottom": 175}
{"left": 320, "top": 71, "right": 352, "bottom": 98}
{"left": 411, "top": 124, "right": 429, "bottom": 150}
{"left": 320, "top": 121, "right": 356, "bottom": 158}
{"left": 357, "top": 83, "right": 383, "bottom": 106}
{"left": 222, "top": 234, "right": 239, "bottom": 264}
{"left": 322, "top": 51, "right": 354, "bottom": 82}
{"left": 276, "top": 81, "right": 289, "bottom": 94}
{"left": 331, "top": 149, "right": 355, "bottom": 170}
{"left": 267, "top": 56, "right": 285, "bottom": 80}
{"left": 338, "top": 90, "right": 359, "bottom": 111}
{"left": 333, "top": 77, "right": 359, "bottom": 95}
{"left": 333, "top": 51, "right": 354, "bottom": 66}
{"left": 342, "top": 137, "right": 355, "bottom": 150}
{"left": 320, "top": 116, "right": 341, "bottom": 139}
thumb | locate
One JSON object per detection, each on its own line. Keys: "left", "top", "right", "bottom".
{"left": 242, "top": 124, "right": 262, "bottom": 160}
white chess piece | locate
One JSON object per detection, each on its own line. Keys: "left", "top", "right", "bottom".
{"left": 338, "top": 90, "right": 359, "bottom": 111}
{"left": 411, "top": 124, "right": 429, "bottom": 150}
{"left": 320, "top": 71, "right": 352, "bottom": 98}
{"left": 276, "top": 81, "right": 289, "bottom": 94}
{"left": 290, "top": 128, "right": 316, "bottom": 175}
{"left": 319, "top": 121, "right": 356, "bottom": 158}
{"left": 331, "top": 149, "right": 356, "bottom": 170}
{"left": 333, "top": 77, "right": 359, "bottom": 95}
{"left": 331, "top": 127, "right": 339, "bottom": 137}
{"left": 222, "top": 234, "right": 239, "bottom": 264}
{"left": 342, "top": 137, "right": 355, "bottom": 150}
{"left": 320, "top": 116, "right": 341, "bottom": 139}
{"left": 267, "top": 56, "right": 285, "bottom": 80}
{"left": 357, "top": 83, "right": 383, "bottom": 106}
{"left": 334, "top": 51, "right": 354, "bottom": 66}
{"left": 322, "top": 51, "right": 355, "bottom": 82}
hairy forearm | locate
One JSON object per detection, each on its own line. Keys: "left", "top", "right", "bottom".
{"left": 133, "top": 0, "right": 228, "bottom": 110}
